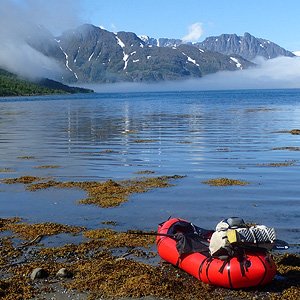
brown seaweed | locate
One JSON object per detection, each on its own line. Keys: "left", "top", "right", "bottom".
{"left": 202, "top": 177, "right": 251, "bottom": 186}
{"left": 0, "top": 217, "right": 299, "bottom": 300}
{"left": 2, "top": 175, "right": 186, "bottom": 208}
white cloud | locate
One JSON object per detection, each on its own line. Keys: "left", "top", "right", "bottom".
{"left": 0, "top": 0, "right": 84, "bottom": 80}
{"left": 110, "top": 23, "right": 117, "bottom": 30}
{"left": 214, "top": 56, "right": 300, "bottom": 90}
{"left": 183, "top": 56, "right": 300, "bottom": 91}
{"left": 86, "top": 56, "right": 300, "bottom": 93}
{"left": 0, "top": 41, "right": 63, "bottom": 81}
{"left": 182, "top": 22, "right": 204, "bottom": 42}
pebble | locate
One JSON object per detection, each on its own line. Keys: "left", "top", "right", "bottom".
{"left": 56, "top": 267, "right": 73, "bottom": 278}
{"left": 30, "top": 268, "right": 48, "bottom": 280}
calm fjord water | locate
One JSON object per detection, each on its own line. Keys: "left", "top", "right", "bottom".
{"left": 0, "top": 89, "right": 300, "bottom": 248}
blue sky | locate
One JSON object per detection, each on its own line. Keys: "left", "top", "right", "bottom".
{"left": 78, "top": 0, "right": 300, "bottom": 51}
{"left": 8, "top": 0, "right": 300, "bottom": 51}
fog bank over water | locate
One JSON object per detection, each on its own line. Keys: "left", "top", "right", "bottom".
{"left": 88, "top": 56, "right": 300, "bottom": 93}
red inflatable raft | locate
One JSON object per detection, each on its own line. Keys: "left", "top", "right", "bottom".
{"left": 157, "top": 218, "right": 276, "bottom": 288}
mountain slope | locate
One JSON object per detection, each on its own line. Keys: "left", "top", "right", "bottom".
{"left": 32, "top": 24, "right": 254, "bottom": 84}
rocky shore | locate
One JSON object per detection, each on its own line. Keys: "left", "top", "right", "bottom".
{"left": 0, "top": 215, "right": 299, "bottom": 300}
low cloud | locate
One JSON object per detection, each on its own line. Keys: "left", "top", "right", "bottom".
{"left": 0, "top": 42, "right": 62, "bottom": 81}
{"left": 206, "top": 56, "right": 300, "bottom": 90}
{"left": 182, "top": 22, "right": 204, "bottom": 42}
{"left": 86, "top": 56, "right": 300, "bottom": 93}
{"left": 110, "top": 23, "right": 117, "bottom": 30}
{"left": 0, "top": 0, "right": 83, "bottom": 80}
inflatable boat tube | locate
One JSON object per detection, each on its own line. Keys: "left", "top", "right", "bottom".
{"left": 157, "top": 218, "right": 276, "bottom": 288}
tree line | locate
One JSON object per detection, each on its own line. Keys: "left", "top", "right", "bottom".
{"left": 0, "top": 69, "right": 93, "bottom": 97}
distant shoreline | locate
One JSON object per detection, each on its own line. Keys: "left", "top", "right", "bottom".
{"left": 0, "top": 90, "right": 94, "bottom": 98}
{"left": 0, "top": 69, "right": 94, "bottom": 97}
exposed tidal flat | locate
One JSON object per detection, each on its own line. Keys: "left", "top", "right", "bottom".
{"left": 0, "top": 89, "right": 300, "bottom": 299}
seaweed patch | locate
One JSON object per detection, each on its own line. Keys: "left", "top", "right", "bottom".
{"left": 246, "top": 108, "right": 278, "bottom": 113}
{"left": 275, "top": 129, "right": 300, "bottom": 135}
{"left": 272, "top": 147, "right": 300, "bottom": 151}
{"left": 133, "top": 139, "right": 157, "bottom": 143}
{"left": 0, "top": 168, "right": 14, "bottom": 172}
{"left": 101, "top": 221, "right": 118, "bottom": 226}
{"left": 135, "top": 170, "right": 156, "bottom": 174}
{"left": 2, "top": 175, "right": 186, "bottom": 208}
{"left": 202, "top": 177, "right": 251, "bottom": 186}
{"left": 35, "top": 165, "right": 61, "bottom": 169}
{"left": 256, "top": 160, "right": 298, "bottom": 167}
{"left": 2, "top": 175, "right": 45, "bottom": 185}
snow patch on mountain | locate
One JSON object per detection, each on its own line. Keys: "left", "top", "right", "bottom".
{"left": 182, "top": 52, "right": 199, "bottom": 66}
{"left": 123, "top": 53, "right": 129, "bottom": 69}
{"left": 115, "top": 35, "right": 125, "bottom": 48}
{"left": 60, "top": 46, "right": 72, "bottom": 72}
{"left": 88, "top": 52, "right": 94, "bottom": 61}
{"left": 230, "top": 57, "right": 242, "bottom": 69}
{"left": 139, "top": 35, "right": 149, "bottom": 43}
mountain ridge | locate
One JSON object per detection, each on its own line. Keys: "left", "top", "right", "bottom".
{"left": 139, "top": 32, "right": 295, "bottom": 61}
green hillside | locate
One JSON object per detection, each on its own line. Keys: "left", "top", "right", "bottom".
{"left": 0, "top": 69, "right": 93, "bottom": 97}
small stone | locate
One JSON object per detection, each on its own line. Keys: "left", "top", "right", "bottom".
{"left": 115, "top": 257, "right": 125, "bottom": 262}
{"left": 56, "top": 268, "right": 73, "bottom": 278}
{"left": 30, "top": 268, "right": 48, "bottom": 280}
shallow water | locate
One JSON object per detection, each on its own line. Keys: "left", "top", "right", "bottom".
{"left": 0, "top": 89, "right": 300, "bottom": 250}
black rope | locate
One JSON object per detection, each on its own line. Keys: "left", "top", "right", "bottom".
{"left": 127, "top": 231, "right": 176, "bottom": 239}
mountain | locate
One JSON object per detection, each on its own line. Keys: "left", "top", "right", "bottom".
{"left": 30, "top": 24, "right": 254, "bottom": 84}
{"left": 140, "top": 32, "right": 294, "bottom": 61}
{"left": 196, "top": 33, "right": 295, "bottom": 61}
{"left": 0, "top": 69, "right": 93, "bottom": 97}
{"left": 7, "top": 24, "right": 292, "bottom": 86}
